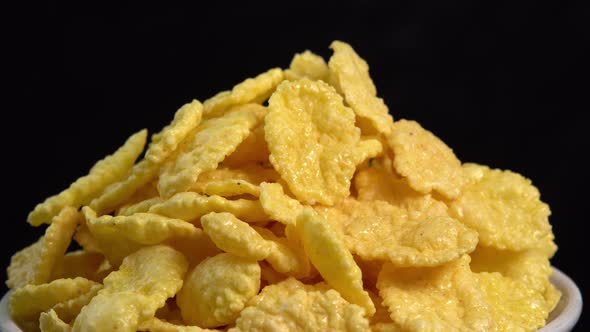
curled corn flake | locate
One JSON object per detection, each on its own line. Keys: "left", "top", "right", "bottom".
{"left": 51, "top": 284, "right": 103, "bottom": 323}
{"left": 73, "top": 221, "right": 102, "bottom": 254}
{"left": 10, "top": 277, "right": 99, "bottom": 329}
{"left": 117, "top": 196, "right": 163, "bottom": 216}
{"left": 146, "top": 100, "right": 203, "bottom": 164}
{"left": 266, "top": 79, "right": 361, "bottom": 205}
{"left": 203, "top": 68, "right": 283, "bottom": 119}
{"left": 387, "top": 119, "right": 466, "bottom": 199}
{"left": 138, "top": 318, "right": 220, "bottom": 332}
{"left": 7, "top": 207, "right": 79, "bottom": 289}
{"left": 28, "top": 130, "right": 147, "bottom": 225}
{"left": 73, "top": 245, "right": 188, "bottom": 332}
{"left": 90, "top": 159, "right": 160, "bottom": 215}
{"left": 284, "top": 50, "right": 329, "bottom": 81}
{"left": 149, "top": 192, "right": 268, "bottom": 223}
{"left": 377, "top": 255, "right": 493, "bottom": 331}
{"left": 354, "top": 138, "right": 384, "bottom": 165}
{"left": 222, "top": 121, "right": 270, "bottom": 168}
{"left": 177, "top": 253, "right": 260, "bottom": 327}
{"left": 50, "top": 250, "right": 106, "bottom": 282}
{"left": 476, "top": 272, "right": 549, "bottom": 331}
{"left": 328, "top": 41, "right": 393, "bottom": 136}
{"left": 296, "top": 208, "right": 375, "bottom": 316}
{"left": 201, "top": 212, "right": 271, "bottom": 260}
{"left": 229, "top": 277, "right": 369, "bottom": 332}
{"left": 193, "top": 163, "right": 279, "bottom": 189}
{"left": 159, "top": 105, "right": 264, "bottom": 198}
{"left": 259, "top": 261, "right": 287, "bottom": 286}
{"left": 259, "top": 182, "right": 303, "bottom": 226}
{"left": 449, "top": 163, "right": 552, "bottom": 250}
{"left": 39, "top": 310, "right": 71, "bottom": 332}
{"left": 83, "top": 207, "right": 207, "bottom": 267}
{"left": 316, "top": 199, "right": 477, "bottom": 267}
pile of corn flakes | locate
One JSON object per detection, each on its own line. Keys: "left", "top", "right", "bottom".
{"left": 6, "top": 41, "right": 559, "bottom": 332}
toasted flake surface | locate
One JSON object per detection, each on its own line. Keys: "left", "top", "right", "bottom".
{"left": 316, "top": 199, "right": 477, "bottom": 267}
{"left": 377, "top": 255, "right": 493, "bottom": 331}
{"left": 203, "top": 68, "right": 283, "bottom": 119}
{"left": 138, "top": 317, "right": 220, "bottom": 332}
{"left": 259, "top": 182, "right": 303, "bottom": 226}
{"left": 296, "top": 208, "right": 375, "bottom": 315}
{"left": 329, "top": 41, "right": 393, "bottom": 136}
{"left": 28, "top": 130, "right": 147, "bottom": 225}
{"left": 266, "top": 79, "right": 361, "bottom": 204}
{"left": 229, "top": 278, "right": 369, "bottom": 332}
{"left": 39, "top": 310, "right": 71, "bottom": 332}
{"left": 7, "top": 207, "right": 80, "bottom": 288}
{"left": 72, "top": 245, "right": 188, "bottom": 332}
{"left": 177, "top": 253, "right": 260, "bottom": 327}
{"left": 387, "top": 120, "right": 466, "bottom": 199}
{"left": 449, "top": 164, "right": 552, "bottom": 250}
{"left": 159, "top": 105, "right": 263, "bottom": 197}
{"left": 51, "top": 284, "right": 103, "bottom": 323}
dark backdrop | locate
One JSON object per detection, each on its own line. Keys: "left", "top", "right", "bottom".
{"left": 4, "top": 1, "right": 589, "bottom": 330}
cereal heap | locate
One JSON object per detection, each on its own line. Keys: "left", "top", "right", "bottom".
{"left": 6, "top": 41, "right": 559, "bottom": 332}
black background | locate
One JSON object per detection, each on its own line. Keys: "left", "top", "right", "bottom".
{"left": 3, "top": 1, "right": 589, "bottom": 330}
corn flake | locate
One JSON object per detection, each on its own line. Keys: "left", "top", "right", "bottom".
{"left": 138, "top": 317, "right": 220, "bottom": 332}
{"left": 146, "top": 100, "right": 203, "bottom": 164}
{"left": 28, "top": 130, "right": 147, "bottom": 225}
{"left": 7, "top": 207, "right": 80, "bottom": 289}
{"left": 203, "top": 68, "right": 283, "bottom": 119}
{"left": 328, "top": 41, "right": 393, "bottom": 136}
{"left": 51, "top": 284, "right": 103, "bottom": 323}
{"left": 10, "top": 277, "right": 99, "bottom": 329}
{"left": 296, "top": 208, "right": 375, "bottom": 316}
{"left": 222, "top": 122, "right": 270, "bottom": 167}
{"left": 229, "top": 278, "right": 369, "bottom": 332}
{"left": 177, "top": 253, "right": 260, "bottom": 327}
{"left": 377, "top": 255, "right": 494, "bottom": 331}
{"left": 284, "top": 50, "right": 329, "bottom": 81}
{"left": 117, "top": 197, "right": 163, "bottom": 216}
{"left": 259, "top": 182, "right": 303, "bottom": 226}
{"left": 159, "top": 105, "right": 264, "bottom": 198}
{"left": 39, "top": 310, "right": 71, "bottom": 332}
{"left": 72, "top": 245, "right": 188, "bottom": 332}
{"left": 449, "top": 164, "right": 552, "bottom": 250}
{"left": 50, "top": 250, "right": 106, "bottom": 282}
{"left": 266, "top": 78, "right": 361, "bottom": 205}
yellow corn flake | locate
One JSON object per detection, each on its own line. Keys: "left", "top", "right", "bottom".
{"left": 28, "top": 130, "right": 147, "bottom": 225}
{"left": 377, "top": 255, "right": 494, "bottom": 331}
{"left": 10, "top": 277, "right": 100, "bottom": 329}
{"left": 50, "top": 250, "right": 105, "bottom": 282}
{"left": 149, "top": 192, "right": 268, "bottom": 223}
{"left": 259, "top": 261, "right": 287, "bottom": 286}
{"left": 387, "top": 120, "right": 466, "bottom": 199}
{"left": 177, "top": 253, "right": 260, "bottom": 327}
{"left": 193, "top": 163, "right": 279, "bottom": 190}
{"left": 145, "top": 100, "right": 203, "bottom": 164}
{"left": 73, "top": 245, "right": 188, "bottom": 332}
{"left": 476, "top": 272, "right": 549, "bottom": 331}
{"left": 197, "top": 179, "right": 260, "bottom": 198}
{"left": 39, "top": 310, "right": 71, "bottom": 332}
{"left": 284, "top": 50, "right": 329, "bottom": 81}
{"left": 222, "top": 122, "right": 270, "bottom": 167}
{"left": 254, "top": 226, "right": 311, "bottom": 278}
{"left": 354, "top": 167, "right": 449, "bottom": 221}
{"left": 328, "top": 41, "right": 393, "bottom": 136}
{"left": 117, "top": 196, "right": 163, "bottom": 216}
{"left": 201, "top": 212, "right": 271, "bottom": 260}
{"left": 296, "top": 208, "right": 375, "bottom": 316}
{"left": 158, "top": 105, "right": 264, "bottom": 198}
{"left": 72, "top": 221, "right": 102, "bottom": 254}
{"left": 83, "top": 207, "right": 205, "bottom": 267}
{"left": 7, "top": 207, "right": 80, "bottom": 289}
{"left": 449, "top": 163, "right": 552, "bottom": 250}
{"left": 259, "top": 182, "right": 303, "bottom": 226}
{"left": 203, "top": 68, "right": 283, "bottom": 119}
{"left": 544, "top": 283, "right": 562, "bottom": 314}
{"left": 470, "top": 244, "right": 553, "bottom": 293}
{"left": 138, "top": 317, "right": 220, "bottom": 332}
{"left": 316, "top": 199, "right": 477, "bottom": 267}
{"left": 230, "top": 277, "right": 369, "bottom": 332}
{"left": 266, "top": 78, "right": 361, "bottom": 205}
{"left": 51, "top": 284, "right": 103, "bottom": 323}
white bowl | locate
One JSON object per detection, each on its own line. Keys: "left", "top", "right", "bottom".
{"left": 0, "top": 267, "right": 582, "bottom": 332}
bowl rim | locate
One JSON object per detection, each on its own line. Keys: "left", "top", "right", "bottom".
{"left": 0, "top": 266, "right": 583, "bottom": 332}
